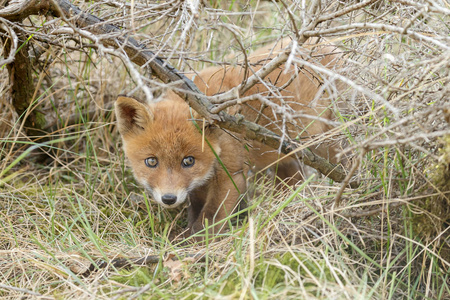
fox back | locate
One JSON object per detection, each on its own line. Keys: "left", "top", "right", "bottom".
{"left": 194, "top": 38, "right": 342, "bottom": 170}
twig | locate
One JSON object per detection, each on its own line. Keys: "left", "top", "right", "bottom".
{"left": 291, "top": 57, "right": 399, "bottom": 117}
{"left": 335, "top": 153, "right": 362, "bottom": 206}
{"left": 303, "top": 22, "right": 450, "bottom": 51}
{"left": 209, "top": 48, "right": 291, "bottom": 104}
{"left": 392, "top": 0, "right": 450, "bottom": 15}
{"left": 0, "top": 21, "right": 17, "bottom": 66}
{"left": 219, "top": 23, "right": 250, "bottom": 88}
{"left": 315, "top": 0, "right": 381, "bottom": 24}
{"left": 0, "top": 283, "right": 42, "bottom": 296}
{"left": 339, "top": 201, "right": 405, "bottom": 218}
{"left": 44, "top": 103, "right": 114, "bottom": 131}
{"left": 79, "top": 253, "right": 206, "bottom": 277}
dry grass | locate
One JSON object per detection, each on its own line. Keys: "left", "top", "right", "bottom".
{"left": 1, "top": 0, "right": 449, "bottom": 299}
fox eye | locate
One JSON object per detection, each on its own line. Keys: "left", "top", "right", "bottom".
{"left": 145, "top": 157, "right": 158, "bottom": 168}
{"left": 182, "top": 156, "right": 195, "bottom": 168}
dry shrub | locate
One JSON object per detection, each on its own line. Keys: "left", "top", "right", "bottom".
{"left": 0, "top": 0, "right": 449, "bottom": 299}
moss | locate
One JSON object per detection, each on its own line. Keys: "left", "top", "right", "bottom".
{"left": 33, "top": 110, "right": 47, "bottom": 130}
{"left": 112, "top": 267, "right": 158, "bottom": 286}
{"left": 412, "top": 135, "right": 450, "bottom": 264}
{"left": 253, "top": 252, "right": 340, "bottom": 294}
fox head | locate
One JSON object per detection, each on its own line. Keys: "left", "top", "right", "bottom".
{"left": 115, "top": 94, "right": 221, "bottom": 208}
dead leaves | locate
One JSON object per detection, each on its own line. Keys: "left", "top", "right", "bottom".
{"left": 163, "top": 254, "right": 198, "bottom": 283}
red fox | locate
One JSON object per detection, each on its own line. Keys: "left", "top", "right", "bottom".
{"left": 115, "top": 38, "right": 342, "bottom": 237}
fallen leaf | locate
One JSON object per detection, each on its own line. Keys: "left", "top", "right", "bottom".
{"left": 163, "top": 254, "right": 194, "bottom": 283}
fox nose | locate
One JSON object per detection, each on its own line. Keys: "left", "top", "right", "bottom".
{"left": 161, "top": 194, "right": 177, "bottom": 205}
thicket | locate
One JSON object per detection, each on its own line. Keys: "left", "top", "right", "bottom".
{"left": 0, "top": 0, "right": 448, "bottom": 299}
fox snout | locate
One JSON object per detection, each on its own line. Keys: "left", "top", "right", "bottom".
{"left": 161, "top": 194, "right": 177, "bottom": 206}
{"left": 147, "top": 186, "right": 189, "bottom": 209}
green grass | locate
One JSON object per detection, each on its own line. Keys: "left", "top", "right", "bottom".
{"left": 1, "top": 137, "right": 447, "bottom": 299}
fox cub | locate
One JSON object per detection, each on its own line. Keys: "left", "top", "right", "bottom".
{"left": 115, "top": 38, "right": 342, "bottom": 237}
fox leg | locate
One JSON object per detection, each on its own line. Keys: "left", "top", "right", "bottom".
{"left": 186, "top": 189, "right": 206, "bottom": 234}
{"left": 188, "top": 171, "right": 247, "bottom": 237}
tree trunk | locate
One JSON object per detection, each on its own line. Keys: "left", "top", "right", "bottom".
{"left": 4, "top": 34, "right": 46, "bottom": 138}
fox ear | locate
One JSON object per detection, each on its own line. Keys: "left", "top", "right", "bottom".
{"left": 115, "top": 96, "right": 153, "bottom": 136}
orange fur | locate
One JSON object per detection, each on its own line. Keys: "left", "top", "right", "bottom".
{"left": 193, "top": 38, "right": 342, "bottom": 176}
{"left": 115, "top": 38, "right": 342, "bottom": 237}
{"left": 115, "top": 94, "right": 247, "bottom": 237}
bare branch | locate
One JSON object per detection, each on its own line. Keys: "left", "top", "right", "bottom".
{"left": 0, "top": 0, "right": 51, "bottom": 21}
{"left": 0, "top": 21, "right": 17, "bottom": 66}
{"left": 0, "top": 0, "right": 355, "bottom": 184}
{"left": 0, "top": 283, "right": 41, "bottom": 297}
{"left": 392, "top": 0, "right": 450, "bottom": 15}
{"left": 303, "top": 22, "right": 450, "bottom": 51}
{"left": 316, "top": 0, "right": 381, "bottom": 24}
{"left": 210, "top": 49, "right": 290, "bottom": 104}
{"left": 292, "top": 57, "right": 400, "bottom": 116}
